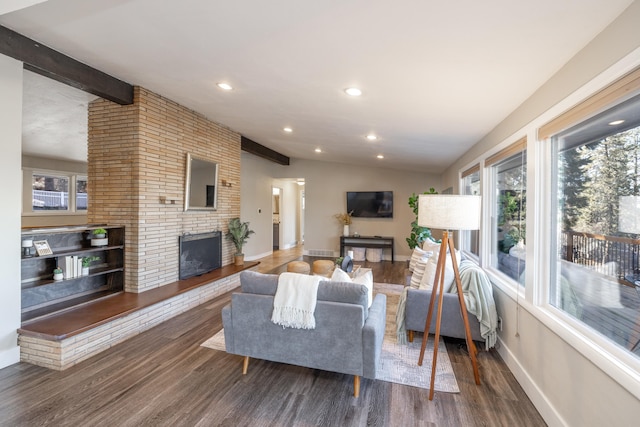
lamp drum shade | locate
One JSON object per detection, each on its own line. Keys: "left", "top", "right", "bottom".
{"left": 418, "top": 195, "right": 481, "bottom": 230}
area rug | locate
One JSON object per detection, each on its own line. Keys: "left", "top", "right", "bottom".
{"left": 201, "top": 282, "right": 459, "bottom": 393}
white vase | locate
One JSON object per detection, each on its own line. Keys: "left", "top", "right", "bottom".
{"left": 343, "top": 225, "right": 350, "bottom": 236}
{"left": 53, "top": 272, "right": 63, "bottom": 281}
{"left": 82, "top": 266, "right": 90, "bottom": 276}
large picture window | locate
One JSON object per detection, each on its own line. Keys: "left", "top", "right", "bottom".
{"left": 488, "top": 140, "right": 527, "bottom": 285}
{"left": 551, "top": 93, "right": 640, "bottom": 357}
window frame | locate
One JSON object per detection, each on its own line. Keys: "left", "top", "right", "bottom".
{"left": 23, "top": 167, "right": 88, "bottom": 216}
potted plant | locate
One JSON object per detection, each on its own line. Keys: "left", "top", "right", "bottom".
{"left": 53, "top": 267, "right": 63, "bottom": 281}
{"left": 226, "top": 217, "right": 255, "bottom": 266}
{"left": 334, "top": 211, "right": 353, "bottom": 236}
{"left": 91, "top": 228, "right": 108, "bottom": 247}
{"left": 81, "top": 256, "right": 100, "bottom": 276}
{"left": 406, "top": 188, "right": 437, "bottom": 249}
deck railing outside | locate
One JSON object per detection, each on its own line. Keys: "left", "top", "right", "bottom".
{"left": 561, "top": 230, "right": 640, "bottom": 285}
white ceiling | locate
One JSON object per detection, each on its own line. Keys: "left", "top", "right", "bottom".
{"left": 2, "top": 0, "right": 634, "bottom": 172}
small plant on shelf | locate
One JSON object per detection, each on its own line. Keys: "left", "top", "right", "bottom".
{"left": 91, "top": 228, "right": 108, "bottom": 247}
{"left": 92, "top": 228, "right": 107, "bottom": 238}
{"left": 53, "top": 267, "right": 63, "bottom": 281}
{"left": 82, "top": 256, "right": 100, "bottom": 268}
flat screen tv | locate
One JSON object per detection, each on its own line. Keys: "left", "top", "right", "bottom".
{"left": 346, "top": 191, "right": 393, "bottom": 218}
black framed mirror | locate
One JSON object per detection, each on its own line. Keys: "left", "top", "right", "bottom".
{"left": 184, "top": 153, "right": 219, "bottom": 211}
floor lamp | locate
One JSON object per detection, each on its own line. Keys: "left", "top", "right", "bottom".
{"left": 416, "top": 194, "right": 482, "bottom": 400}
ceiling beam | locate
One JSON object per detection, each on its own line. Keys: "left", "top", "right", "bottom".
{"left": 0, "top": 25, "right": 133, "bottom": 105}
{"left": 241, "top": 136, "right": 290, "bottom": 166}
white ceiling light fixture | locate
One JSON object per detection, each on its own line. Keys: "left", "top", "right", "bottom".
{"left": 344, "top": 87, "right": 362, "bottom": 97}
{"left": 315, "top": 148, "right": 322, "bottom": 153}
{"left": 609, "top": 119, "right": 625, "bottom": 125}
{"left": 366, "top": 134, "right": 378, "bottom": 141}
{"left": 217, "top": 82, "right": 233, "bottom": 91}
{"left": 377, "top": 154, "right": 384, "bottom": 159}
{"left": 283, "top": 127, "right": 293, "bottom": 133}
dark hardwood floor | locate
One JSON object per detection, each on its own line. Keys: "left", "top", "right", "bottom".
{"left": 0, "top": 249, "right": 546, "bottom": 426}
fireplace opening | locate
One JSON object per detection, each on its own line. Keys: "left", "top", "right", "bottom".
{"left": 179, "top": 231, "right": 222, "bottom": 280}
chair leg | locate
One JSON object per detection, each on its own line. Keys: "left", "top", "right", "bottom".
{"left": 242, "top": 356, "right": 249, "bottom": 375}
{"left": 353, "top": 375, "right": 360, "bottom": 398}
{"left": 408, "top": 330, "right": 414, "bottom": 342}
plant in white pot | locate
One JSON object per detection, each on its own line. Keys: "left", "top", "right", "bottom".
{"left": 226, "top": 217, "right": 255, "bottom": 266}
{"left": 91, "top": 228, "right": 108, "bottom": 247}
{"left": 81, "top": 256, "right": 100, "bottom": 276}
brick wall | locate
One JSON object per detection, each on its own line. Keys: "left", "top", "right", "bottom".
{"left": 88, "top": 87, "right": 241, "bottom": 292}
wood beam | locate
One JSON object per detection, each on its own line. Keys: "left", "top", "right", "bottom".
{"left": 241, "top": 136, "right": 290, "bottom": 165}
{"left": 0, "top": 25, "right": 133, "bottom": 105}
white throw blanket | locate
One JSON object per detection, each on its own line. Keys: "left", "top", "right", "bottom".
{"left": 271, "top": 272, "right": 322, "bottom": 329}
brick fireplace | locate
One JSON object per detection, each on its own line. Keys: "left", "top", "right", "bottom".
{"left": 87, "top": 87, "right": 241, "bottom": 293}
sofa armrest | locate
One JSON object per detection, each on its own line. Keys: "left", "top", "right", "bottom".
{"left": 221, "top": 304, "right": 235, "bottom": 353}
{"left": 405, "top": 288, "right": 484, "bottom": 342}
{"left": 362, "top": 293, "right": 387, "bottom": 379}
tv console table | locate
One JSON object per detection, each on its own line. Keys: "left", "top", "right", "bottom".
{"left": 340, "top": 235, "right": 394, "bottom": 262}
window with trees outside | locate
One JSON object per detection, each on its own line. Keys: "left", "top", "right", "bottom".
{"left": 550, "top": 92, "right": 640, "bottom": 357}
{"left": 488, "top": 141, "right": 526, "bottom": 286}
{"left": 461, "top": 166, "right": 480, "bottom": 257}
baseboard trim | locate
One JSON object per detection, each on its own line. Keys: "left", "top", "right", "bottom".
{"left": 496, "top": 336, "right": 566, "bottom": 427}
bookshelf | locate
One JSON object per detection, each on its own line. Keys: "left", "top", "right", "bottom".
{"left": 20, "top": 225, "right": 125, "bottom": 323}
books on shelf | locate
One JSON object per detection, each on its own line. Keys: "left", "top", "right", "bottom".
{"left": 63, "top": 256, "right": 84, "bottom": 279}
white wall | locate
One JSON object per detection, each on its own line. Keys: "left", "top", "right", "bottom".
{"left": 0, "top": 54, "right": 23, "bottom": 369}
{"left": 441, "top": 2, "right": 640, "bottom": 426}
{"left": 241, "top": 152, "right": 440, "bottom": 260}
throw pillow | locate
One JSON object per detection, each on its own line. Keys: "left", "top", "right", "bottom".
{"left": 409, "top": 247, "right": 429, "bottom": 272}
{"left": 330, "top": 267, "right": 373, "bottom": 307}
{"left": 410, "top": 258, "right": 428, "bottom": 288}
{"left": 330, "top": 266, "right": 351, "bottom": 282}
{"left": 419, "top": 249, "right": 460, "bottom": 291}
{"left": 421, "top": 238, "right": 441, "bottom": 255}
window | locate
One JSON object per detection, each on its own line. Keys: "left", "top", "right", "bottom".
{"left": 27, "top": 170, "right": 87, "bottom": 214}
{"left": 76, "top": 176, "right": 88, "bottom": 211}
{"left": 550, "top": 93, "right": 640, "bottom": 357}
{"left": 32, "top": 173, "right": 69, "bottom": 211}
{"left": 461, "top": 165, "right": 480, "bottom": 256}
{"left": 488, "top": 140, "right": 527, "bottom": 285}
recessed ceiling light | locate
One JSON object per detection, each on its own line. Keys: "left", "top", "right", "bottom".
{"left": 315, "top": 148, "right": 322, "bottom": 153}
{"left": 366, "top": 134, "right": 378, "bottom": 141}
{"left": 217, "top": 82, "right": 233, "bottom": 90}
{"left": 609, "top": 119, "right": 625, "bottom": 126}
{"left": 377, "top": 154, "right": 384, "bottom": 159}
{"left": 283, "top": 127, "right": 293, "bottom": 133}
{"left": 345, "top": 87, "right": 362, "bottom": 97}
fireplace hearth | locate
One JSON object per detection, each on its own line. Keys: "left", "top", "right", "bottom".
{"left": 179, "top": 231, "right": 222, "bottom": 280}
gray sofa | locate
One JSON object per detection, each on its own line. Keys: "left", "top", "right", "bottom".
{"left": 222, "top": 271, "right": 387, "bottom": 397}
{"left": 405, "top": 288, "right": 484, "bottom": 342}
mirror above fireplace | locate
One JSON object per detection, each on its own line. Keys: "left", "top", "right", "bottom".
{"left": 184, "top": 153, "right": 219, "bottom": 211}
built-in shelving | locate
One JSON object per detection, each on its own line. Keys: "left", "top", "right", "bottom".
{"left": 20, "top": 225, "right": 125, "bottom": 323}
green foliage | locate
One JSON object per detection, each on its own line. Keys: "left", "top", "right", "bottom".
{"left": 406, "top": 188, "right": 438, "bottom": 250}
{"left": 82, "top": 256, "right": 100, "bottom": 267}
{"left": 226, "top": 217, "right": 255, "bottom": 255}
{"left": 92, "top": 228, "right": 107, "bottom": 236}
{"left": 53, "top": 267, "right": 63, "bottom": 274}
{"left": 335, "top": 257, "right": 344, "bottom": 266}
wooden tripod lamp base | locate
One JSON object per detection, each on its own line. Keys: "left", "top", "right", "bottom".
{"left": 415, "top": 194, "right": 482, "bottom": 401}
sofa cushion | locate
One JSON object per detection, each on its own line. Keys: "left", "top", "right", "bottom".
{"left": 240, "top": 270, "right": 368, "bottom": 314}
